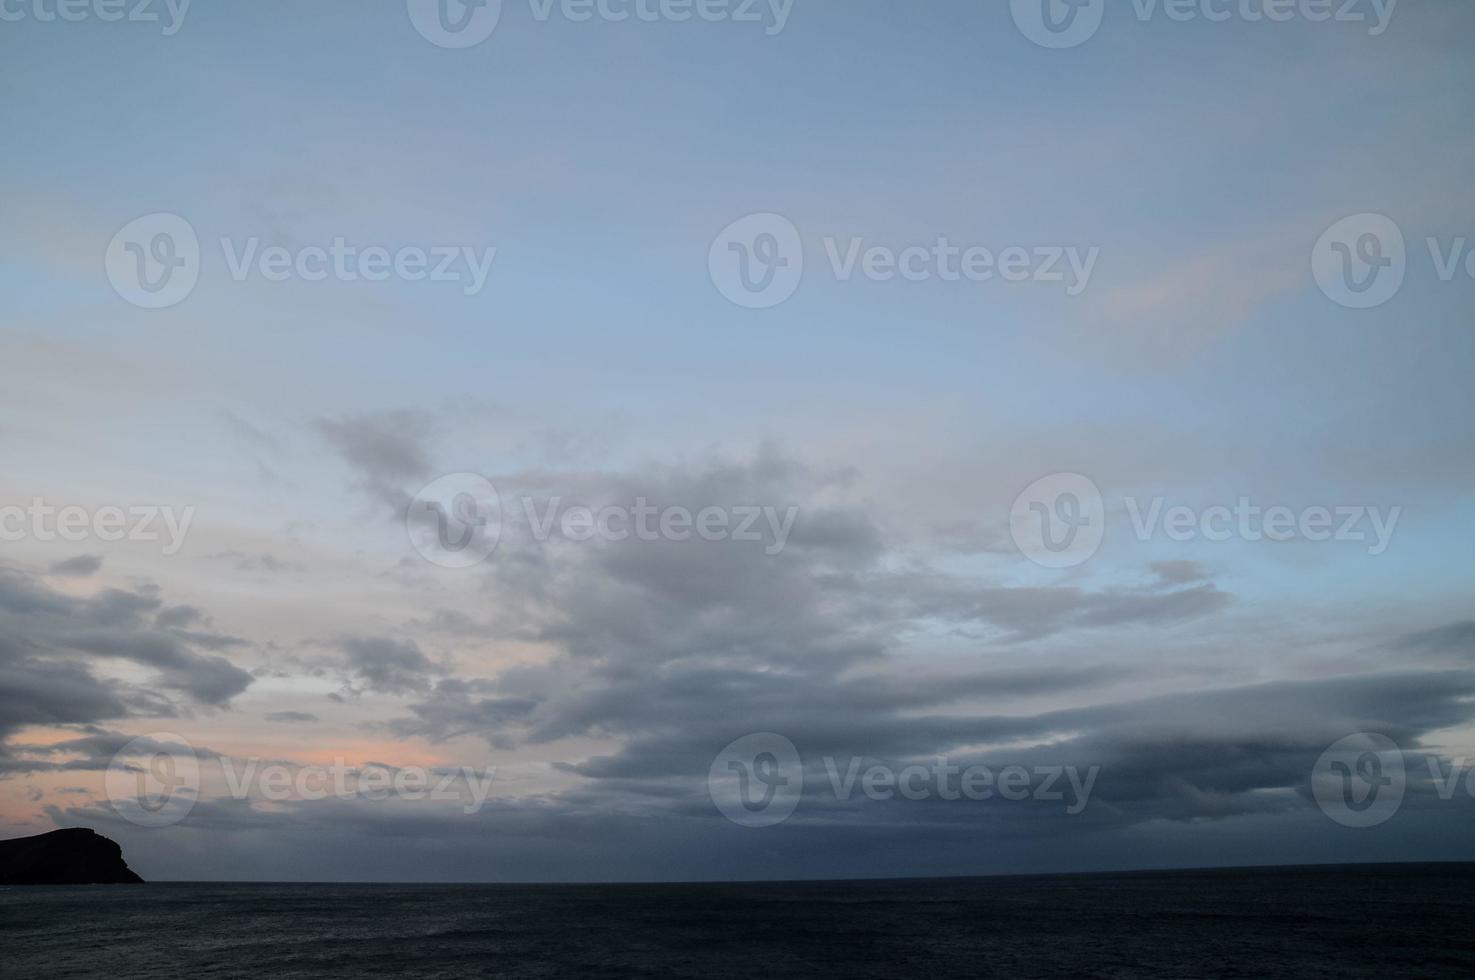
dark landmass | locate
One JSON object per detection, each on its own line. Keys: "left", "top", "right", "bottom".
{"left": 0, "top": 828, "right": 143, "bottom": 885}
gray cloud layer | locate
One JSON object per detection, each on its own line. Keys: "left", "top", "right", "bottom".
{"left": 0, "top": 567, "right": 252, "bottom": 764}
{"left": 16, "top": 432, "right": 1474, "bottom": 882}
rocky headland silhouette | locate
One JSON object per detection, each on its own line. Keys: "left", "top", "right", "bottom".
{"left": 0, "top": 828, "right": 143, "bottom": 885}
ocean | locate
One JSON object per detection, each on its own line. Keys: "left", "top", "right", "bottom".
{"left": 2, "top": 864, "right": 1472, "bottom": 978}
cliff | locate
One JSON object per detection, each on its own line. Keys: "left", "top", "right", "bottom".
{"left": 0, "top": 828, "right": 144, "bottom": 884}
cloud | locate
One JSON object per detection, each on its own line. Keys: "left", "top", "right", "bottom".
{"left": 318, "top": 410, "right": 435, "bottom": 513}
{"left": 378, "top": 453, "right": 1236, "bottom": 754}
{"left": 339, "top": 636, "right": 445, "bottom": 696}
{"left": 48, "top": 554, "right": 102, "bottom": 577}
{"left": 0, "top": 659, "right": 128, "bottom": 747}
{"left": 208, "top": 551, "right": 304, "bottom": 576}
{"left": 42, "top": 651, "right": 1475, "bottom": 882}
{"left": 155, "top": 605, "right": 203, "bottom": 629}
{"left": 12, "top": 446, "right": 1468, "bottom": 880}
{"left": 1149, "top": 560, "right": 1210, "bottom": 586}
{"left": 1392, "top": 622, "right": 1475, "bottom": 664}
{"left": 264, "top": 711, "right": 320, "bottom": 723}
{"left": 0, "top": 568, "right": 253, "bottom": 760}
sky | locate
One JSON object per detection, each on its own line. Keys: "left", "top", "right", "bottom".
{"left": 1, "top": 0, "right": 1474, "bottom": 882}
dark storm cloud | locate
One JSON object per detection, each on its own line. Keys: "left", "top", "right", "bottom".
{"left": 48, "top": 554, "right": 103, "bottom": 577}
{"left": 0, "top": 656, "right": 128, "bottom": 745}
{"left": 561, "top": 666, "right": 1475, "bottom": 788}
{"left": 338, "top": 636, "right": 445, "bottom": 695}
{"left": 473, "top": 661, "right": 1475, "bottom": 863}
{"left": 0, "top": 569, "right": 251, "bottom": 705}
{"left": 47, "top": 655, "right": 1475, "bottom": 882}
{"left": 41, "top": 446, "right": 1466, "bottom": 883}
{"left": 0, "top": 568, "right": 252, "bottom": 767}
{"left": 336, "top": 450, "right": 1474, "bottom": 878}
{"left": 392, "top": 678, "right": 538, "bottom": 748}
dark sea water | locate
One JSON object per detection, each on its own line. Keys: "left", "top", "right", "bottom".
{"left": 2, "top": 864, "right": 1473, "bottom": 979}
